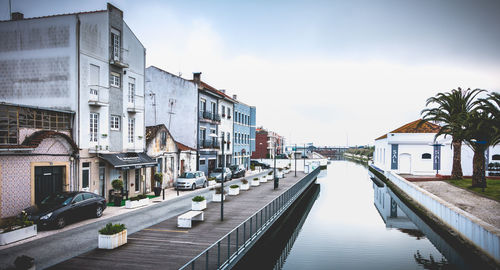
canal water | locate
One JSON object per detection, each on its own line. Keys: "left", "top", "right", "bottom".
{"left": 235, "top": 160, "right": 477, "bottom": 270}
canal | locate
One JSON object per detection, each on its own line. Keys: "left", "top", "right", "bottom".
{"left": 235, "top": 160, "right": 477, "bottom": 270}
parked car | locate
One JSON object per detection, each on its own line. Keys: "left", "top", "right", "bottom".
{"left": 250, "top": 160, "right": 270, "bottom": 169}
{"left": 23, "top": 191, "right": 106, "bottom": 229}
{"left": 229, "top": 165, "right": 246, "bottom": 178}
{"left": 175, "top": 171, "right": 207, "bottom": 190}
{"left": 210, "top": 167, "right": 232, "bottom": 182}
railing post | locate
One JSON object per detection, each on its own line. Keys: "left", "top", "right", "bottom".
{"left": 217, "top": 242, "right": 221, "bottom": 268}
{"left": 206, "top": 250, "right": 209, "bottom": 270}
{"left": 244, "top": 222, "right": 247, "bottom": 244}
{"left": 228, "top": 234, "right": 230, "bottom": 261}
{"left": 236, "top": 227, "right": 239, "bottom": 251}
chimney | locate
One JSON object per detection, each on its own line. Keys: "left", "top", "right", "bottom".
{"left": 193, "top": 72, "right": 202, "bottom": 83}
{"left": 11, "top": 12, "right": 24, "bottom": 20}
{"left": 220, "top": 89, "right": 226, "bottom": 94}
{"left": 232, "top": 94, "right": 237, "bottom": 100}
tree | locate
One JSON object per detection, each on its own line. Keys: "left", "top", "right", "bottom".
{"left": 421, "top": 88, "right": 485, "bottom": 179}
{"left": 464, "top": 92, "right": 500, "bottom": 187}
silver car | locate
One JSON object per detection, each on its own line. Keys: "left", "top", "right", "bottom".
{"left": 209, "top": 167, "right": 232, "bottom": 182}
{"left": 175, "top": 171, "right": 207, "bottom": 190}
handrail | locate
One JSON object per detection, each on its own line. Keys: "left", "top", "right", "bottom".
{"left": 179, "top": 167, "right": 321, "bottom": 270}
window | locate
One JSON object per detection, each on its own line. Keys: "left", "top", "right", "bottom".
{"left": 128, "top": 118, "right": 135, "bottom": 143}
{"left": 73, "top": 194, "right": 84, "bottom": 203}
{"left": 227, "top": 108, "right": 231, "bottom": 119}
{"left": 128, "top": 77, "right": 135, "bottom": 103}
{"left": 111, "top": 28, "right": 120, "bottom": 60}
{"left": 170, "top": 157, "right": 174, "bottom": 172}
{"left": 221, "top": 105, "right": 226, "bottom": 116}
{"left": 90, "top": 113, "right": 99, "bottom": 142}
{"left": 135, "top": 169, "right": 140, "bottom": 192}
{"left": 83, "top": 193, "right": 94, "bottom": 200}
{"left": 110, "top": 72, "right": 120, "bottom": 87}
{"left": 493, "top": 155, "right": 500, "bottom": 161}
{"left": 200, "top": 159, "right": 206, "bottom": 165}
{"left": 200, "top": 128, "right": 206, "bottom": 142}
{"left": 211, "top": 102, "right": 216, "bottom": 114}
{"left": 157, "top": 158, "right": 162, "bottom": 173}
{"left": 227, "top": 133, "right": 230, "bottom": 150}
{"left": 82, "top": 163, "right": 90, "bottom": 189}
{"left": 422, "top": 153, "right": 432, "bottom": 159}
{"left": 160, "top": 131, "right": 167, "bottom": 147}
{"left": 200, "top": 99, "right": 206, "bottom": 112}
{"left": 110, "top": 115, "right": 120, "bottom": 130}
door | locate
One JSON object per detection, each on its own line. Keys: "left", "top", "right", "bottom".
{"left": 99, "top": 165, "right": 105, "bottom": 197}
{"left": 122, "top": 171, "right": 129, "bottom": 197}
{"left": 180, "top": 160, "right": 185, "bottom": 175}
{"left": 399, "top": 154, "right": 411, "bottom": 174}
{"left": 35, "top": 166, "right": 64, "bottom": 205}
{"left": 208, "top": 159, "right": 216, "bottom": 175}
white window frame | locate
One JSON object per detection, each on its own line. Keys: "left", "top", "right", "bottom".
{"left": 128, "top": 117, "right": 135, "bottom": 143}
{"left": 110, "top": 72, "right": 120, "bottom": 88}
{"left": 110, "top": 115, "right": 120, "bottom": 130}
{"left": 200, "top": 99, "right": 206, "bottom": 112}
{"left": 111, "top": 28, "right": 121, "bottom": 61}
{"left": 90, "top": 113, "right": 99, "bottom": 142}
{"left": 128, "top": 77, "right": 135, "bottom": 104}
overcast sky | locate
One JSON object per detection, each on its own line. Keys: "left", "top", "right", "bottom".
{"left": 2, "top": 0, "right": 500, "bottom": 146}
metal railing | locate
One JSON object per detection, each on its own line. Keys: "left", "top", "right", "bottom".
{"left": 179, "top": 167, "right": 321, "bottom": 270}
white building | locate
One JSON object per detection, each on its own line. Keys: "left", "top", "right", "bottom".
{"left": 0, "top": 4, "right": 153, "bottom": 200}
{"left": 145, "top": 66, "right": 198, "bottom": 149}
{"left": 218, "top": 90, "right": 235, "bottom": 167}
{"left": 373, "top": 119, "right": 500, "bottom": 176}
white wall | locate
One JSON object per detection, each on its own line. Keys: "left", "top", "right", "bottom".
{"left": 145, "top": 66, "right": 198, "bottom": 149}
{"left": 219, "top": 99, "right": 234, "bottom": 156}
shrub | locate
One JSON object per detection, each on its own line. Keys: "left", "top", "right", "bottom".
{"left": 268, "top": 171, "right": 273, "bottom": 175}
{"left": 241, "top": 179, "right": 248, "bottom": 184}
{"left": 111, "top": 179, "right": 123, "bottom": 191}
{"left": 250, "top": 164, "right": 255, "bottom": 171}
{"left": 215, "top": 187, "right": 226, "bottom": 194}
{"left": 0, "top": 211, "right": 33, "bottom": 233}
{"left": 253, "top": 178, "right": 259, "bottom": 180}
{"left": 230, "top": 185, "right": 239, "bottom": 189}
{"left": 154, "top": 173, "right": 163, "bottom": 184}
{"left": 208, "top": 177, "right": 216, "bottom": 181}
{"left": 192, "top": 196, "right": 205, "bottom": 202}
{"left": 278, "top": 168, "right": 283, "bottom": 171}
{"left": 99, "top": 223, "right": 126, "bottom": 235}
{"left": 129, "top": 194, "right": 147, "bottom": 201}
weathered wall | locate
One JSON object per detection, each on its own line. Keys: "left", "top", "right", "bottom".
{"left": 145, "top": 66, "right": 198, "bottom": 149}
{"left": 0, "top": 15, "right": 78, "bottom": 111}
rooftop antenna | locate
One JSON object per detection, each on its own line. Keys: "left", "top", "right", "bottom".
{"left": 167, "top": 98, "right": 176, "bottom": 129}
{"left": 9, "top": 0, "right": 12, "bottom": 20}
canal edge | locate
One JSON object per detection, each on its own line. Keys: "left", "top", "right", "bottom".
{"left": 368, "top": 165, "right": 500, "bottom": 270}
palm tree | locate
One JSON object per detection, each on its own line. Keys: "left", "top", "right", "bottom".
{"left": 464, "top": 92, "right": 500, "bottom": 187}
{"left": 421, "top": 88, "right": 485, "bottom": 179}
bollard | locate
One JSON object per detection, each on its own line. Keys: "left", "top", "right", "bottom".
{"left": 162, "top": 188, "right": 165, "bottom": 200}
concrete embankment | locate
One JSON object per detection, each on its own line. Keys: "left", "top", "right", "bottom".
{"left": 369, "top": 165, "right": 500, "bottom": 269}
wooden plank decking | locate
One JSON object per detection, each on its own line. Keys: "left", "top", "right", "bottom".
{"left": 50, "top": 172, "right": 307, "bottom": 270}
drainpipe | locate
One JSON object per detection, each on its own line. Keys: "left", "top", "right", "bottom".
{"left": 76, "top": 15, "right": 81, "bottom": 191}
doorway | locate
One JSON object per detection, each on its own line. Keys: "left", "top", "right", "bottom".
{"left": 99, "top": 164, "right": 106, "bottom": 197}
{"left": 399, "top": 154, "right": 412, "bottom": 174}
{"left": 35, "top": 166, "right": 64, "bottom": 204}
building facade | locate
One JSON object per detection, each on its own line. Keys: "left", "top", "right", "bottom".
{"left": 217, "top": 91, "right": 234, "bottom": 168}
{"left": 0, "top": 4, "right": 153, "bottom": 202}
{"left": 145, "top": 124, "right": 178, "bottom": 189}
{"left": 251, "top": 128, "right": 283, "bottom": 159}
{"left": 233, "top": 100, "right": 256, "bottom": 169}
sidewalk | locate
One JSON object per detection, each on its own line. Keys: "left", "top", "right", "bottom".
{"left": 414, "top": 181, "right": 500, "bottom": 228}
{"left": 0, "top": 169, "right": 270, "bottom": 269}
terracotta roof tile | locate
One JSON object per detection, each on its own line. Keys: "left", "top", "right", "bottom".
{"left": 375, "top": 119, "right": 441, "bottom": 141}
{"left": 175, "top": 141, "right": 196, "bottom": 152}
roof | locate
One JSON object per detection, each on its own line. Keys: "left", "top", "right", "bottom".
{"left": 0, "top": 130, "right": 78, "bottom": 151}
{"left": 191, "top": 80, "right": 236, "bottom": 103}
{"left": 175, "top": 141, "right": 196, "bottom": 152}
{"left": 375, "top": 119, "right": 441, "bottom": 141}
{"left": 0, "top": 9, "right": 106, "bottom": 23}
{"left": 146, "top": 124, "right": 165, "bottom": 144}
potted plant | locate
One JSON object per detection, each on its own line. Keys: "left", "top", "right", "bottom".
{"left": 0, "top": 211, "right": 37, "bottom": 245}
{"left": 125, "top": 194, "right": 149, "bottom": 209}
{"left": 240, "top": 179, "right": 250, "bottom": 190}
{"left": 192, "top": 196, "right": 207, "bottom": 211}
{"left": 265, "top": 171, "right": 273, "bottom": 181}
{"left": 208, "top": 177, "right": 216, "bottom": 186}
{"left": 251, "top": 177, "right": 260, "bottom": 186}
{"left": 111, "top": 179, "right": 124, "bottom": 206}
{"left": 250, "top": 164, "right": 255, "bottom": 171}
{"left": 153, "top": 173, "right": 163, "bottom": 196}
{"left": 212, "top": 187, "right": 226, "bottom": 202}
{"left": 278, "top": 168, "right": 284, "bottom": 178}
{"left": 98, "top": 223, "right": 127, "bottom": 249}
{"left": 229, "top": 184, "right": 240, "bottom": 195}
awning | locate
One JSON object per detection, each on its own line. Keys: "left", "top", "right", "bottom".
{"left": 99, "top": 152, "right": 157, "bottom": 170}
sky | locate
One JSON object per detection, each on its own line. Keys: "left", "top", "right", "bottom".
{"left": 2, "top": 0, "right": 500, "bottom": 146}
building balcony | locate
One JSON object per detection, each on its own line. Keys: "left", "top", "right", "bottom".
{"left": 109, "top": 47, "right": 129, "bottom": 68}
{"left": 199, "top": 111, "right": 221, "bottom": 123}
{"left": 88, "top": 86, "right": 109, "bottom": 106}
{"left": 127, "top": 96, "right": 144, "bottom": 113}
{"left": 200, "top": 139, "right": 220, "bottom": 149}
{"left": 89, "top": 143, "right": 110, "bottom": 153}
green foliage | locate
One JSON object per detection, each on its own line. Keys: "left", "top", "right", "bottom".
{"left": 0, "top": 211, "right": 33, "bottom": 233}
{"left": 192, "top": 196, "right": 205, "bottom": 202}
{"left": 230, "top": 184, "right": 239, "bottom": 189}
{"left": 250, "top": 164, "right": 255, "bottom": 171}
{"left": 111, "top": 179, "right": 123, "bottom": 190}
{"left": 448, "top": 178, "right": 500, "bottom": 201}
{"left": 241, "top": 179, "right": 248, "bottom": 184}
{"left": 253, "top": 178, "right": 259, "bottom": 180}
{"left": 154, "top": 173, "right": 163, "bottom": 184}
{"left": 99, "top": 223, "right": 126, "bottom": 235}
{"left": 268, "top": 171, "right": 273, "bottom": 175}
{"left": 208, "top": 177, "right": 216, "bottom": 181}
{"left": 129, "top": 194, "right": 147, "bottom": 201}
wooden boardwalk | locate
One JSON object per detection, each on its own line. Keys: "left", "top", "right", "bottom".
{"left": 50, "top": 172, "right": 307, "bottom": 270}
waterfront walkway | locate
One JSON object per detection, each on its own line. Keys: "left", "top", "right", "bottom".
{"left": 414, "top": 181, "right": 500, "bottom": 228}
{"left": 50, "top": 171, "right": 307, "bottom": 269}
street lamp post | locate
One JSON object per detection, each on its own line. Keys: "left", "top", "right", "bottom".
{"left": 294, "top": 144, "right": 297, "bottom": 177}
{"left": 303, "top": 144, "right": 306, "bottom": 172}
{"left": 274, "top": 141, "right": 278, "bottom": 189}
{"left": 209, "top": 133, "right": 225, "bottom": 221}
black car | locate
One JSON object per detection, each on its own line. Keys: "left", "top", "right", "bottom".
{"left": 229, "top": 165, "right": 246, "bottom": 178}
{"left": 250, "top": 160, "right": 270, "bottom": 169}
{"left": 23, "top": 191, "right": 106, "bottom": 229}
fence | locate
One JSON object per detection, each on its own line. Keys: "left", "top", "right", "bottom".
{"left": 179, "top": 167, "right": 321, "bottom": 270}
{"left": 384, "top": 170, "right": 500, "bottom": 263}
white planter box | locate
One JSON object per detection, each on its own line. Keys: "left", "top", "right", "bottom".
{"left": 212, "top": 193, "right": 226, "bottom": 202}
{"left": 125, "top": 198, "right": 149, "bottom": 209}
{"left": 229, "top": 187, "right": 240, "bottom": 195}
{"left": 251, "top": 180, "right": 260, "bottom": 186}
{"left": 208, "top": 180, "right": 216, "bottom": 186}
{"left": 0, "top": 225, "right": 37, "bottom": 245}
{"left": 98, "top": 229, "right": 127, "bottom": 249}
{"left": 264, "top": 175, "right": 272, "bottom": 181}
{"left": 240, "top": 183, "right": 250, "bottom": 190}
{"left": 192, "top": 200, "right": 207, "bottom": 211}
{"left": 277, "top": 171, "right": 284, "bottom": 178}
